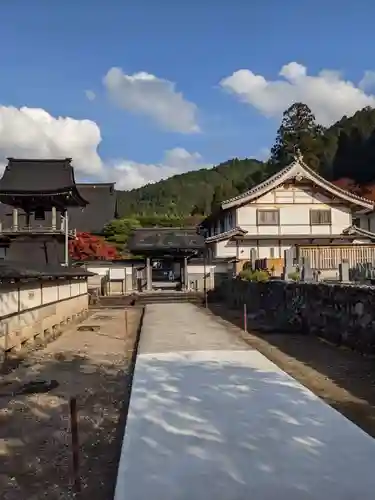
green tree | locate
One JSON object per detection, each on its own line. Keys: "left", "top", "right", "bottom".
{"left": 103, "top": 217, "right": 141, "bottom": 249}
{"left": 269, "top": 102, "right": 324, "bottom": 171}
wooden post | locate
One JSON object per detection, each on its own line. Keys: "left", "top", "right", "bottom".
{"left": 125, "top": 309, "right": 128, "bottom": 336}
{"left": 243, "top": 303, "right": 247, "bottom": 333}
{"left": 69, "top": 397, "right": 81, "bottom": 495}
{"left": 12, "top": 208, "right": 18, "bottom": 231}
{"left": 51, "top": 206, "right": 57, "bottom": 231}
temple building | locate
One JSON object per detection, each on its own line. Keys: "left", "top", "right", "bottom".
{"left": 0, "top": 158, "right": 89, "bottom": 265}
{"left": 0, "top": 158, "right": 119, "bottom": 266}
{"left": 198, "top": 153, "right": 375, "bottom": 278}
{"left": 127, "top": 228, "right": 206, "bottom": 290}
{"left": 70, "top": 182, "right": 118, "bottom": 234}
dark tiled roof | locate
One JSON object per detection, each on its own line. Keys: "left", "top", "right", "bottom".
{"left": 0, "top": 260, "right": 94, "bottom": 280}
{"left": 128, "top": 228, "right": 205, "bottom": 253}
{"left": 0, "top": 158, "right": 88, "bottom": 207}
{"left": 0, "top": 158, "right": 77, "bottom": 192}
{"left": 69, "top": 183, "right": 117, "bottom": 233}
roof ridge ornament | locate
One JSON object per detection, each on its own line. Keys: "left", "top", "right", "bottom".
{"left": 293, "top": 146, "right": 304, "bottom": 163}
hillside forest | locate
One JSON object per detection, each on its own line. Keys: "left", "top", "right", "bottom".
{"left": 97, "top": 104, "right": 375, "bottom": 254}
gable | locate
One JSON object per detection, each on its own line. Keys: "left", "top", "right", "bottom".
{"left": 252, "top": 184, "right": 346, "bottom": 207}
{"left": 222, "top": 156, "right": 374, "bottom": 212}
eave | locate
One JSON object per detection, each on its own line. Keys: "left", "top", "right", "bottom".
{"left": 205, "top": 226, "right": 247, "bottom": 243}
{"left": 221, "top": 154, "right": 374, "bottom": 212}
{"left": 0, "top": 188, "right": 88, "bottom": 208}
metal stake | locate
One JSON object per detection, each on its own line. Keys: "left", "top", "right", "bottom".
{"left": 243, "top": 303, "right": 247, "bottom": 333}
{"left": 69, "top": 397, "right": 81, "bottom": 495}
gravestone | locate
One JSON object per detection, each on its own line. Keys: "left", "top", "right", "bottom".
{"left": 250, "top": 248, "right": 257, "bottom": 270}
{"left": 301, "top": 256, "right": 314, "bottom": 282}
{"left": 339, "top": 260, "right": 350, "bottom": 282}
{"left": 283, "top": 248, "right": 295, "bottom": 279}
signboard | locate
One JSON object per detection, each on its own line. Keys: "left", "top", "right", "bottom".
{"left": 109, "top": 267, "right": 126, "bottom": 280}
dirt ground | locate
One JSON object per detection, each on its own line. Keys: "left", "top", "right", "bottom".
{"left": 0, "top": 306, "right": 143, "bottom": 500}
{"left": 207, "top": 303, "right": 375, "bottom": 438}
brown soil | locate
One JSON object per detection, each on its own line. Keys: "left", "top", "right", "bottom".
{"left": 0, "top": 306, "right": 143, "bottom": 500}
{"left": 207, "top": 303, "right": 375, "bottom": 438}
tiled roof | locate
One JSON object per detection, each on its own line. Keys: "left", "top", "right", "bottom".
{"left": 222, "top": 155, "right": 374, "bottom": 211}
{"left": 0, "top": 158, "right": 88, "bottom": 207}
{"left": 342, "top": 225, "right": 375, "bottom": 240}
{"left": 69, "top": 183, "right": 117, "bottom": 233}
{"left": 0, "top": 260, "right": 95, "bottom": 280}
{"left": 128, "top": 228, "right": 205, "bottom": 252}
{"left": 0, "top": 158, "right": 77, "bottom": 193}
{"left": 205, "top": 226, "right": 247, "bottom": 243}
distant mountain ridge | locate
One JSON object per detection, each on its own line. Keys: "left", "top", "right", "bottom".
{"left": 115, "top": 106, "right": 375, "bottom": 219}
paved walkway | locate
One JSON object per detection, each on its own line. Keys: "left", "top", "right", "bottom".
{"left": 114, "top": 303, "right": 375, "bottom": 500}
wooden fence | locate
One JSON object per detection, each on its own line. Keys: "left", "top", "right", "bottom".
{"left": 298, "top": 245, "right": 375, "bottom": 270}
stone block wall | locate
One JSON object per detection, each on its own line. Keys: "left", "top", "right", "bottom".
{"left": 213, "top": 279, "right": 375, "bottom": 354}
{"left": 0, "top": 279, "right": 89, "bottom": 359}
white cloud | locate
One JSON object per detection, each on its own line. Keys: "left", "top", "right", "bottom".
{"left": 0, "top": 104, "right": 208, "bottom": 190}
{"left": 220, "top": 62, "right": 375, "bottom": 126}
{"left": 359, "top": 71, "right": 375, "bottom": 91}
{"left": 0, "top": 105, "right": 103, "bottom": 176}
{"left": 85, "top": 89, "right": 96, "bottom": 101}
{"left": 109, "top": 147, "right": 211, "bottom": 190}
{"left": 258, "top": 147, "right": 271, "bottom": 160}
{"left": 103, "top": 67, "right": 200, "bottom": 133}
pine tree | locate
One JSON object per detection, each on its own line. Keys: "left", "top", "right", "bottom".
{"left": 269, "top": 102, "right": 324, "bottom": 171}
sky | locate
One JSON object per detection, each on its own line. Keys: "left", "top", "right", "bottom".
{"left": 2, "top": 0, "right": 375, "bottom": 189}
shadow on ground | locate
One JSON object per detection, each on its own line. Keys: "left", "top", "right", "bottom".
{"left": 0, "top": 319, "right": 141, "bottom": 500}
{"left": 205, "top": 302, "right": 375, "bottom": 439}
{"left": 116, "top": 353, "right": 375, "bottom": 500}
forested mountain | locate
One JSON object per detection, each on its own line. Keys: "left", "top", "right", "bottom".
{"left": 115, "top": 105, "right": 375, "bottom": 220}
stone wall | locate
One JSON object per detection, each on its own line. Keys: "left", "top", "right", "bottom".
{"left": 0, "top": 279, "right": 89, "bottom": 359}
{"left": 212, "top": 279, "right": 375, "bottom": 354}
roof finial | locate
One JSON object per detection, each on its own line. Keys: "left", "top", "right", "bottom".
{"left": 293, "top": 145, "right": 303, "bottom": 163}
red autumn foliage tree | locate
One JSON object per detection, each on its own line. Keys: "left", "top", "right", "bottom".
{"left": 69, "top": 232, "right": 119, "bottom": 261}
{"left": 333, "top": 178, "right": 375, "bottom": 201}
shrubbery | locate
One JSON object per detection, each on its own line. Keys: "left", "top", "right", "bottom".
{"left": 239, "top": 269, "right": 269, "bottom": 282}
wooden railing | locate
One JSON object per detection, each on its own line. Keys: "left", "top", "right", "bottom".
{"left": 0, "top": 224, "right": 77, "bottom": 238}
{"left": 299, "top": 245, "right": 375, "bottom": 270}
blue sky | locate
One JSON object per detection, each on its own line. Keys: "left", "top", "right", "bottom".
{"left": 1, "top": 0, "right": 375, "bottom": 188}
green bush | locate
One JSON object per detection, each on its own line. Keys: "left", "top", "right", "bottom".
{"left": 288, "top": 271, "right": 300, "bottom": 281}
{"left": 239, "top": 269, "right": 269, "bottom": 282}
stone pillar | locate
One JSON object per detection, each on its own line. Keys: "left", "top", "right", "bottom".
{"left": 51, "top": 206, "right": 57, "bottom": 231}
{"left": 339, "top": 260, "right": 350, "bottom": 282}
{"left": 184, "top": 256, "right": 188, "bottom": 291}
{"left": 301, "top": 256, "right": 313, "bottom": 282}
{"left": 146, "top": 257, "right": 152, "bottom": 291}
{"left": 283, "top": 248, "right": 294, "bottom": 279}
{"left": 12, "top": 208, "right": 18, "bottom": 231}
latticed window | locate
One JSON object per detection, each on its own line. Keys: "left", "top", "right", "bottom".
{"left": 228, "top": 211, "right": 234, "bottom": 228}
{"left": 310, "top": 209, "right": 331, "bottom": 225}
{"left": 256, "top": 209, "right": 279, "bottom": 226}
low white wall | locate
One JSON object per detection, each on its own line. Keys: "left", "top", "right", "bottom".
{"left": 0, "top": 278, "right": 89, "bottom": 354}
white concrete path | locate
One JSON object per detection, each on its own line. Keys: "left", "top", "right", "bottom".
{"left": 114, "top": 304, "right": 375, "bottom": 500}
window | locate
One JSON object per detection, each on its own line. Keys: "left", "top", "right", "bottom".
{"left": 310, "top": 209, "right": 331, "bottom": 225}
{"left": 270, "top": 247, "right": 275, "bottom": 258}
{"left": 256, "top": 209, "right": 279, "bottom": 226}
{"left": 353, "top": 217, "right": 361, "bottom": 228}
{"left": 34, "top": 207, "right": 45, "bottom": 221}
{"left": 228, "top": 211, "right": 234, "bottom": 228}
{"left": 220, "top": 219, "right": 225, "bottom": 233}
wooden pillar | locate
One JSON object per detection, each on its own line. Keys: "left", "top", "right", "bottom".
{"left": 146, "top": 257, "right": 152, "bottom": 291}
{"left": 183, "top": 256, "right": 188, "bottom": 291}
{"left": 52, "top": 206, "right": 57, "bottom": 230}
{"left": 12, "top": 208, "right": 18, "bottom": 231}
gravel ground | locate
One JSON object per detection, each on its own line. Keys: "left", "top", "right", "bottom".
{"left": 0, "top": 306, "right": 143, "bottom": 500}
{"left": 207, "top": 303, "right": 375, "bottom": 439}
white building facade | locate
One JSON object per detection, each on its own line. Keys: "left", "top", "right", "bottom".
{"left": 199, "top": 155, "right": 375, "bottom": 272}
